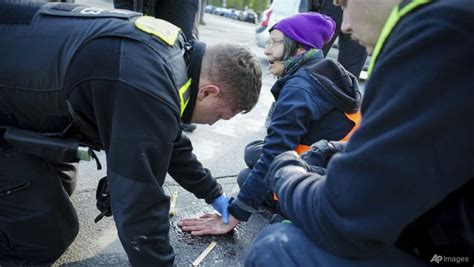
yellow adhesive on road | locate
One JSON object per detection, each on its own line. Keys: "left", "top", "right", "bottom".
{"left": 169, "top": 191, "right": 178, "bottom": 217}
{"left": 192, "top": 241, "right": 217, "bottom": 266}
{"left": 135, "top": 16, "right": 180, "bottom": 46}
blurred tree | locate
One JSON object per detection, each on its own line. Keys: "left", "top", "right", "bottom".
{"left": 209, "top": 0, "right": 268, "bottom": 13}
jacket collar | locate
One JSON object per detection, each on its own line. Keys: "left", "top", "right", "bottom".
{"left": 181, "top": 40, "right": 206, "bottom": 123}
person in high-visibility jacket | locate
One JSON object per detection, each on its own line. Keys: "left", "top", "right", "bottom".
{"left": 0, "top": 2, "right": 261, "bottom": 266}
{"left": 179, "top": 12, "right": 361, "bottom": 234}
{"left": 244, "top": 0, "right": 474, "bottom": 266}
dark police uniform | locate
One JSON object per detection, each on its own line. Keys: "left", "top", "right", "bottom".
{"left": 0, "top": 2, "right": 221, "bottom": 265}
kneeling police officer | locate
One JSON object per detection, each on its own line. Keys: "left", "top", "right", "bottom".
{"left": 0, "top": 1, "right": 262, "bottom": 265}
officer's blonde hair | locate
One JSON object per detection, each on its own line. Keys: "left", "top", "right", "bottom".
{"left": 201, "top": 43, "right": 262, "bottom": 113}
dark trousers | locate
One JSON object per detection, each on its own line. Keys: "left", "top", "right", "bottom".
{"left": 237, "top": 140, "right": 264, "bottom": 188}
{"left": 113, "top": 0, "right": 199, "bottom": 41}
{"left": 319, "top": 0, "right": 368, "bottom": 78}
{"left": 237, "top": 140, "right": 275, "bottom": 208}
{"left": 0, "top": 150, "right": 79, "bottom": 264}
{"left": 245, "top": 223, "right": 431, "bottom": 267}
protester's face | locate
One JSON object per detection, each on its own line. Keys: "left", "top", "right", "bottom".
{"left": 336, "top": 0, "right": 397, "bottom": 55}
{"left": 191, "top": 85, "right": 241, "bottom": 125}
{"left": 264, "top": 29, "right": 285, "bottom": 76}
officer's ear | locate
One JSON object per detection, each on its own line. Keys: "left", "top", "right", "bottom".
{"left": 197, "top": 84, "right": 221, "bottom": 99}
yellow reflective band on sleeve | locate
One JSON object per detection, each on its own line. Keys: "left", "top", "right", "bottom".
{"left": 368, "top": 0, "right": 431, "bottom": 77}
{"left": 135, "top": 16, "right": 181, "bottom": 46}
{"left": 179, "top": 79, "right": 192, "bottom": 117}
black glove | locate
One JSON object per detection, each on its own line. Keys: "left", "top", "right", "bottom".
{"left": 300, "top": 139, "right": 346, "bottom": 168}
{"left": 264, "top": 151, "right": 325, "bottom": 192}
{"left": 94, "top": 176, "right": 112, "bottom": 223}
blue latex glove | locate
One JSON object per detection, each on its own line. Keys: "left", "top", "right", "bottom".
{"left": 211, "top": 194, "right": 231, "bottom": 224}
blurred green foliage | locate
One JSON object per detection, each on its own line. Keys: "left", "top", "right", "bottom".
{"left": 208, "top": 0, "right": 270, "bottom": 13}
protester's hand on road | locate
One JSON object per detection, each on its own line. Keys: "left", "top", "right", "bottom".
{"left": 179, "top": 213, "right": 239, "bottom": 235}
{"left": 211, "top": 194, "right": 231, "bottom": 224}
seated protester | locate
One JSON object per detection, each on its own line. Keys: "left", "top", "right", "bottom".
{"left": 179, "top": 12, "right": 362, "bottom": 234}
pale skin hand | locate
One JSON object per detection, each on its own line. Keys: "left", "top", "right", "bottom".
{"left": 178, "top": 213, "right": 240, "bottom": 235}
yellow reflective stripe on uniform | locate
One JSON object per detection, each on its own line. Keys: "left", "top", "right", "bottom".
{"left": 134, "top": 16, "right": 180, "bottom": 46}
{"left": 367, "top": 0, "right": 431, "bottom": 77}
{"left": 179, "top": 79, "right": 192, "bottom": 117}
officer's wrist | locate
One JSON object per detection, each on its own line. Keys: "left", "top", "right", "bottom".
{"left": 205, "top": 192, "right": 222, "bottom": 204}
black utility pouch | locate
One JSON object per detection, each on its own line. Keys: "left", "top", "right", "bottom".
{"left": 3, "top": 128, "right": 85, "bottom": 163}
{"left": 94, "top": 176, "right": 112, "bottom": 223}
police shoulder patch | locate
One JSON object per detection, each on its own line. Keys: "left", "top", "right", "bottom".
{"left": 135, "top": 16, "right": 181, "bottom": 46}
{"left": 41, "top": 4, "right": 141, "bottom": 20}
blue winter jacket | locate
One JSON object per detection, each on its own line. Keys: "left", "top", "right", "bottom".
{"left": 229, "top": 52, "right": 361, "bottom": 221}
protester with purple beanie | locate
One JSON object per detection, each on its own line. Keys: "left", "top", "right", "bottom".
{"left": 274, "top": 11, "right": 335, "bottom": 50}
{"left": 179, "top": 12, "right": 362, "bottom": 235}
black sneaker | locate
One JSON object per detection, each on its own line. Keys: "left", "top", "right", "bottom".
{"left": 182, "top": 123, "right": 197, "bottom": 132}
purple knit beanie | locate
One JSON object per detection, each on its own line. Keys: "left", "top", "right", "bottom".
{"left": 271, "top": 12, "right": 336, "bottom": 50}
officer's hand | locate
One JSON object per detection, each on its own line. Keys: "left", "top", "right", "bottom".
{"left": 264, "top": 151, "right": 309, "bottom": 190}
{"left": 300, "top": 140, "right": 346, "bottom": 168}
{"left": 211, "top": 194, "right": 231, "bottom": 224}
{"left": 265, "top": 151, "right": 326, "bottom": 201}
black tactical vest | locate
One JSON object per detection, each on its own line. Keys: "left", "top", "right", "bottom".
{"left": 0, "top": 2, "right": 188, "bottom": 134}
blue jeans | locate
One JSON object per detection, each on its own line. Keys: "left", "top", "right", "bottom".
{"left": 245, "top": 223, "right": 431, "bottom": 267}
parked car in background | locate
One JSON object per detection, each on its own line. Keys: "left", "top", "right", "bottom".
{"left": 204, "top": 4, "right": 260, "bottom": 24}
{"left": 213, "top": 7, "right": 225, "bottom": 16}
{"left": 239, "top": 9, "right": 257, "bottom": 24}
{"left": 43, "top": 0, "right": 75, "bottom": 2}
{"left": 232, "top": 10, "right": 243, "bottom": 20}
{"left": 225, "top": 8, "right": 236, "bottom": 18}
{"left": 255, "top": 0, "right": 309, "bottom": 48}
{"left": 255, "top": 6, "right": 273, "bottom": 48}
{"left": 205, "top": 5, "right": 216, "bottom": 14}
